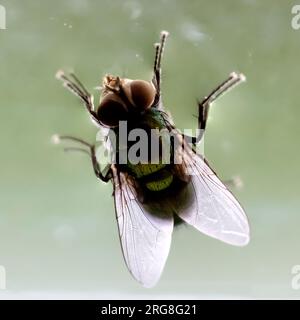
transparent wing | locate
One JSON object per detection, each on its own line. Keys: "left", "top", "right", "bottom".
{"left": 111, "top": 166, "right": 174, "bottom": 288}
{"left": 176, "top": 145, "right": 250, "bottom": 246}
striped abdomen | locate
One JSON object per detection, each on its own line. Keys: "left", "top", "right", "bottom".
{"left": 126, "top": 163, "right": 173, "bottom": 192}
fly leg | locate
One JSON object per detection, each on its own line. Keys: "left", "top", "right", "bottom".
{"left": 152, "top": 30, "right": 169, "bottom": 108}
{"left": 52, "top": 135, "right": 112, "bottom": 182}
{"left": 56, "top": 71, "right": 100, "bottom": 126}
{"left": 184, "top": 72, "right": 246, "bottom": 146}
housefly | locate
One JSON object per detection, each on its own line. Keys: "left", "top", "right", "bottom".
{"left": 54, "top": 31, "right": 250, "bottom": 287}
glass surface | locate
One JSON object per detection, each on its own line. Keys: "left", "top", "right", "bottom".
{"left": 0, "top": 0, "right": 299, "bottom": 298}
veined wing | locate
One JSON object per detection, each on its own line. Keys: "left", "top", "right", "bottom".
{"left": 175, "top": 142, "right": 250, "bottom": 246}
{"left": 111, "top": 165, "right": 174, "bottom": 287}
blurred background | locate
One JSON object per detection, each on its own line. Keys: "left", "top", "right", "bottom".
{"left": 0, "top": 0, "right": 299, "bottom": 299}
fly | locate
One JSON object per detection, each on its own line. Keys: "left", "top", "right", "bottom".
{"left": 54, "top": 31, "right": 250, "bottom": 287}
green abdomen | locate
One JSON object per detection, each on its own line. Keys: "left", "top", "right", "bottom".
{"left": 127, "top": 163, "right": 173, "bottom": 192}
{"left": 124, "top": 108, "right": 174, "bottom": 192}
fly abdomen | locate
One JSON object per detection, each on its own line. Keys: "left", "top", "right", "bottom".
{"left": 145, "top": 172, "right": 173, "bottom": 191}
{"left": 126, "top": 162, "right": 174, "bottom": 192}
{"left": 127, "top": 162, "right": 165, "bottom": 178}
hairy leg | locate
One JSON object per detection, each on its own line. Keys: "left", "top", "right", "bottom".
{"left": 53, "top": 134, "right": 111, "bottom": 182}
{"left": 56, "top": 71, "right": 100, "bottom": 126}
{"left": 185, "top": 72, "right": 246, "bottom": 145}
{"left": 152, "top": 31, "right": 169, "bottom": 108}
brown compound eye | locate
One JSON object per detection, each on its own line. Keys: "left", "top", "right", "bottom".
{"left": 97, "top": 93, "right": 128, "bottom": 127}
{"left": 125, "top": 80, "right": 156, "bottom": 110}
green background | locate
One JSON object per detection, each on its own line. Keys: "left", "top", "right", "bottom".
{"left": 0, "top": 0, "right": 299, "bottom": 298}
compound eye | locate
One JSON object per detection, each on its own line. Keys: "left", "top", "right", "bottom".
{"left": 129, "top": 80, "right": 156, "bottom": 110}
{"left": 97, "top": 93, "right": 128, "bottom": 127}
